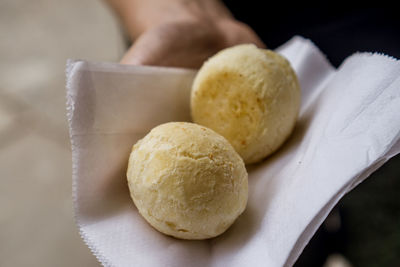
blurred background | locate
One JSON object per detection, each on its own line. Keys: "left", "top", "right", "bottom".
{"left": 0, "top": 0, "right": 124, "bottom": 266}
{"left": 0, "top": 1, "right": 398, "bottom": 266}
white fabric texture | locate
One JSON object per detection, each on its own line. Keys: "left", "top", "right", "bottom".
{"left": 66, "top": 36, "right": 400, "bottom": 267}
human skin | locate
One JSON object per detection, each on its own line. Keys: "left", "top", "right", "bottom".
{"left": 105, "top": 0, "right": 265, "bottom": 68}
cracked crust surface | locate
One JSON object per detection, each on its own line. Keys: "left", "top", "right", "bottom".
{"left": 127, "top": 122, "right": 248, "bottom": 239}
{"left": 191, "top": 44, "right": 301, "bottom": 164}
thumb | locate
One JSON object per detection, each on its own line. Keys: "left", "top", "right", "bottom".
{"left": 120, "top": 45, "right": 144, "bottom": 65}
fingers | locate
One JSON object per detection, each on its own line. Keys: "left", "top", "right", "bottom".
{"left": 120, "top": 26, "right": 173, "bottom": 66}
{"left": 119, "top": 19, "right": 266, "bottom": 68}
{"left": 120, "top": 52, "right": 140, "bottom": 65}
{"left": 119, "top": 21, "right": 222, "bottom": 68}
{"left": 120, "top": 43, "right": 145, "bottom": 65}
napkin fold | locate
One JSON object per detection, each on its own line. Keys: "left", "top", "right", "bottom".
{"left": 66, "top": 36, "right": 400, "bottom": 267}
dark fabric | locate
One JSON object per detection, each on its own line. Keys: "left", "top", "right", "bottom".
{"left": 224, "top": 4, "right": 400, "bottom": 67}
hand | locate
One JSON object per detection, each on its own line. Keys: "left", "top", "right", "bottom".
{"left": 120, "top": 18, "right": 265, "bottom": 69}
{"left": 106, "top": 0, "right": 265, "bottom": 69}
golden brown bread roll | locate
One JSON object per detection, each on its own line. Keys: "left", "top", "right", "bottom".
{"left": 127, "top": 122, "right": 248, "bottom": 240}
{"left": 191, "top": 44, "right": 301, "bottom": 164}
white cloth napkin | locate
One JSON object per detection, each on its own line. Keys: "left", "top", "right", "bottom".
{"left": 66, "top": 36, "right": 400, "bottom": 267}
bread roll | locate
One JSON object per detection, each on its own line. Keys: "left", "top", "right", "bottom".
{"left": 191, "top": 44, "right": 301, "bottom": 164}
{"left": 127, "top": 122, "right": 248, "bottom": 240}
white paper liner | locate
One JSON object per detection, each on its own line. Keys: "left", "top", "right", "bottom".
{"left": 66, "top": 36, "right": 400, "bottom": 267}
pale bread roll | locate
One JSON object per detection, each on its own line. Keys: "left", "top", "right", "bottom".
{"left": 191, "top": 44, "right": 301, "bottom": 164}
{"left": 127, "top": 122, "right": 248, "bottom": 240}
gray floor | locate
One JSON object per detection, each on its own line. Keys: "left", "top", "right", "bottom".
{"left": 0, "top": 0, "right": 124, "bottom": 266}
